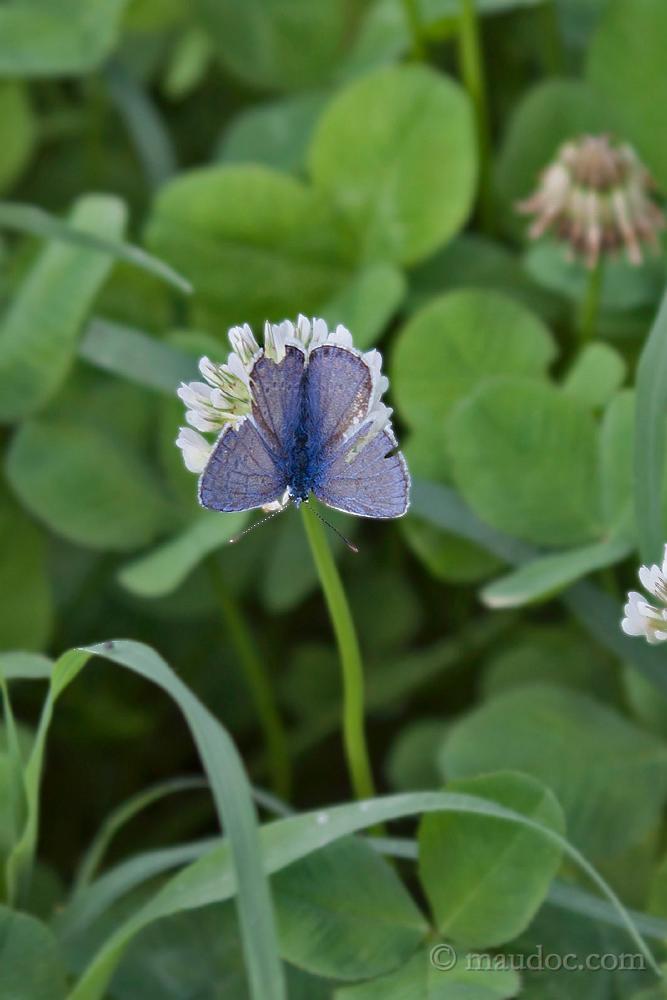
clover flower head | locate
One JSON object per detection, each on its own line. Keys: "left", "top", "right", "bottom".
{"left": 622, "top": 545, "right": 667, "bottom": 644}
{"left": 517, "top": 134, "right": 665, "bottom": 268}
{"left": 175, "top": 316, "right": 393, "bottom": 486}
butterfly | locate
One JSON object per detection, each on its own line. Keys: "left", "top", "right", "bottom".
{"left": 197, "top": 337, "right": 410, "bottom": 521}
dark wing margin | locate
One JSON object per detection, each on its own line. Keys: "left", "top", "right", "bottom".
{"left": 305, "top": 345, "right": 372, "bottom": 449}
{"left": 250, "top": 346, "right": 305, "bottom": 457}
{"left": 314, "top": 428, "right": 410, "bottom": 519}
{"left": 199, "top": 420, "right": 287, "bottom": 513}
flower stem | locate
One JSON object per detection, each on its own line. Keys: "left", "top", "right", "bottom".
{"left": 402, "top": 0, "right": 427, "bottom": 60}
{"left": 577, "top": 258, "right": 604, "bottom": 344}
{"left": 539, "top": 0, "right": 565, "bottom": 76}
{"left": 300, "top": 501, "right": 376, "bottom": 801}
{"left": 208, "top": 559, "right": 291, "bottom": 799}
{"left": 457, "top": 0, "right": 494, "bottom": 234}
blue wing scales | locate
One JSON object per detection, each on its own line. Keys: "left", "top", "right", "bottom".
{"left": 315, "top": 427, "right": 410, "bottom": 518}
{"left": 199, "top": 420, "right": 287, "bottom": 512}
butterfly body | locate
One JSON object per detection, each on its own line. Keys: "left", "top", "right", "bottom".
{"left": 199, "top": 343, "right": 409, "bottom": 519}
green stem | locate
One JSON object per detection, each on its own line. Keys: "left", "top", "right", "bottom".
{"left": 457, "top": 0, "right": 494, "bottom": 234}
{"left": 577, "top": 258, "right": 604, "bottom": 344}
{"left": 540, "top": 0, "right": 565, "bottom": 76}
{"left": 402, "top": 0, "right": 427, "bottom": 60}
{"left": 208, "top": 560, "right": 291, "bottom": 799}
{"left": 300, "top": 502, "right": 376, "bottom": 801}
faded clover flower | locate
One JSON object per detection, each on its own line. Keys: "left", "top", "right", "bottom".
{"left": 621, "top": 546, "right": 667, "bottom": 644}
{"left": 176, "top": 316, "right": 393, "bottom": 491}
{"left": 517, "top": 134, "right": 665, "bottom": 268}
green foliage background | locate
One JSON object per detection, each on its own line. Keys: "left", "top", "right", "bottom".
{"left": 2, "top": 0, "right": 667, "bottom": 997}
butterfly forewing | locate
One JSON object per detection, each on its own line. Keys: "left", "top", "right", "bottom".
{"left": 305, "top": 346, "right": 372, "bottom": 448}
{"left": 199, "top": 420, "right": 287, "bottom": 512}
{"left": 250, "top": 346, "right": 305, "bottom": 456}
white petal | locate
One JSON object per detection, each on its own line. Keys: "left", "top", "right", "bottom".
{"left": 176, "top": 427, "right": 212, "bottom": 473}
{"left": 228, "top": 323, "right": 260, "bottom": 366}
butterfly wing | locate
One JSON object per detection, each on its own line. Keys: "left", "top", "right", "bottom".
{"left": 250, "top": 346, "right": 305, "bottom": 457}
{"left": 199, "top": 420, "right": 287, "bottom": 512}
{"left": 305, "top": 345, "right": 372, "bottom": 448}
{"left": 314, "top": 426, "right": 410, "bottom": 518}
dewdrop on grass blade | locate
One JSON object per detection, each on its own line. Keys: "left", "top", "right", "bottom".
{"left": 621, "top": 545, "right": 667, "bottom": 644}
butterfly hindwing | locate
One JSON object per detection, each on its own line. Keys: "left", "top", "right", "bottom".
{"left": 315, "top": 427, "right": 410, "bottom": 518}
{"left": 199, "top": 420, "right": 287, "bottom": 512}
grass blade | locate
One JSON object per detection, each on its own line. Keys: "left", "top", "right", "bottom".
{"left": 635, "top": 287, "right": 667, "bottom": 564}
{"left": 80, "top": 640, "right": 285, "bottom": 1000}
{"left": 66, "top": 790, "right": 660, "bottom": 997}
{"left": 0, "top": 201, "right": 191, "bottom": 294}
{"left": 79, "top": 318, "right": 197, "bottom": 391}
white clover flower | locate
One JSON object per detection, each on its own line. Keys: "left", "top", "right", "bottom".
{"left": 622, "top": 546, "right": 667, "bottom": 644}
{"left": 518, "top": 134, "right": 664, "bottom": 268}
{"left": 176, "top": 316, "right": 394, "bottom": 494}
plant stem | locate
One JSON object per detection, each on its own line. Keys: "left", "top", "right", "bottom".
{"left": 457, "top": 0, "right": 494, "bottom": 234}
{"left": 208, "top": 560, "right": 291, "bottom": 799}
{"left": 402, "top": 0, "right": 427, "bottom": 60}
{"left": 577, "top": 258, "right": 604, "bottom": 344}
{"left": 300, "top": 501, "right": 376, "bottom": 801}
{"left": 540, "top": 0, "right": 565, "bottom": 76}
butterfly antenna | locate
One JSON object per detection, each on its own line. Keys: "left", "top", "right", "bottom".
{"left": 310, "top": 503, "right": 359, "bottom": 554}
{"left": 229, "top": 505, "right": 289, "bottom": 545}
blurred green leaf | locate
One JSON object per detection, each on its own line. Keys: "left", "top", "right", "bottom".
{"left": 500, "top": 903, "right": 615, "bottom": 1000}
{"left": 103, "top": 59, "right": 177, "bottom": 189}
{"left": 496, "top": 79, "right": 616, "bottom": 228}
{"left": 392, "top": 290, "right": 555, "bottom": 430}
{"left": 0, "top": 487, "right": 52, "bottom": 651}
{"left": 218, "top": 93, "right": 329, "bottom": 174}
{"left": 447, "top": 378, "right": 601, "bottom": 547}
{"left": 481, "top": 626, "right": 617, "bottom": 703}
{"left": 309, "top": 65, "right": 476, "bottom": 266}
{"left": 274, "top": 837, "right": 427, "bottom": 980}
{"left": 0, "top": 202, "right": 192, "bottom": 294}
{"left": 144, "top": 165, "right": 351, "bottom": 329}
{"left": 419, "top": 771, "right": 564, "bottom": 947}
{"left": 524, "top": 240, "right": 665, "bottom": 312}
{"left": 562, "top": 343, "right": 626, "bottom": 411}
{"left": 197, "top": 0, "right": 367, "bottom": 92}
{"left": 406, "top": 233, "right": 563, "bottom": 323}
{"left": 259, "top": 506, "right": 354, "bottom": 614}
{"left": 0, "top": 0, "right": 128, "bottom": 76}
{"left": 635, "top": 288, "right": 667, "bottom": 563}
{"left": 403, "top": 517, "right": 503, "bottom": 583}
{"left": 336, "top": 946, "right": 520, "bottom": 999}
{"left": 111, "top": 902, "right": 249, "bottom": 1000}
{"left": 118, "top": 511, "right": 249, "bottom": 597}
{"left": 0, "top": 195, "right": 127, "bottom": 423}
{"left": 599, "top": 389, "right": 635, "bottom": 535}
{"left": 320, "top": 263, "right": 405, "bottom": 349}
{"left": 481, "top": 537, "right": 631, "bottom": 609}
{"left": 0, "top": 904, "right": 68, "bottom": 999}
{"left": 0, "top": 83, "right": 36, "bottom": 194}
{"left": 386, "top": 720, "right": 449, "bottom": 792}
{"left": 79, "top": 318, "right": 197, "bottom": 393}
{"left": 441, "top": 684, "right": 667, "bottom": 857}
{"left": 7, "top": 419, "right": 176, "bottom": 551}
{"left": 587, "top": 0, "right": 667, "bottom": 188}
{"left": 0, "top": 652, "right": 52, "bottom": 682}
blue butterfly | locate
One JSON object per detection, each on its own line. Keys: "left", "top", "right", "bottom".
{"left": 197, "top": 332, "right": 410, "bottom": 520}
